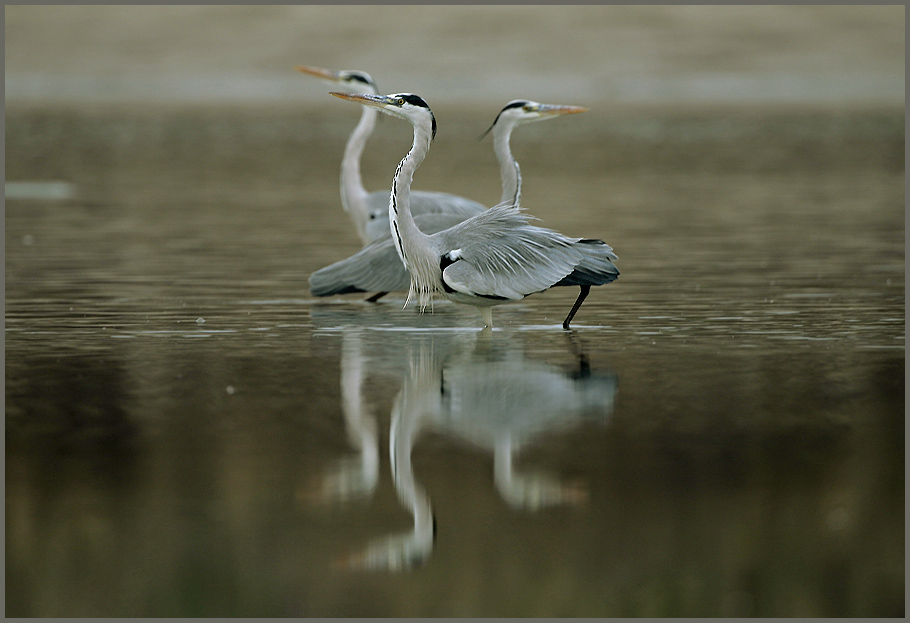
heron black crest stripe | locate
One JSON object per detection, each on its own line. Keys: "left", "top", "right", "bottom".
{"left": 397, "top": 95, "right": 436, "bottom": 140}
{"left": 479, "top": 100, "right": 531, "bottom": 140}
{"left": 348, "top": 73, "right": 373, "bottom": 86}
{"left": 478, "top": 120, "right": 495, "bottom": 141}
{"left": 400, "top": 94, "right": 429, "bottom": 109}
{"left": 503, "top": 100, "right": 530, "bottom": 111}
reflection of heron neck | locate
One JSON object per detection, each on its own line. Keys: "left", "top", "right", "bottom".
{"left": 390, "top": 395, "right": 434, "bottom": 544}
{"left": 493, "top": 122, "right": 521, "bottom": 206}
{"left": 340, "top": 331, "right": 379, "bottom": 490}
{"left": 340, "top": 105, "right": 377, "bottom": 243}
{"left": 493, "top": 436, "right": 516, "bottom": 499}
{"left": 344, "top": 374, "right": 438, "bottom": 571}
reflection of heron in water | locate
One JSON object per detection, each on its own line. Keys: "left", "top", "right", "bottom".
{"left": 342, "top": 332, "right": 617, "bottom": 571}
{"left": 301, "top": 309, "right": 481, "bottom": 510}
{"left": 440, "top": 345, "right": 616, "bottom": 510}
{"left": 302, "top": 329, "right": 380, "bottom": 505}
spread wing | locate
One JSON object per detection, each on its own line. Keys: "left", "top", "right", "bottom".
{"left": 435, "top": 203, "right": 607, "bottom": 300}
{"left": 310, "top": 211, "right": 480, "bottom": 297}
{"left": 309, "top": 236, "right": 407, "bottom": 296}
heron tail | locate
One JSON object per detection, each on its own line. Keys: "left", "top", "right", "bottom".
{"left": 555, "top": 239, "right": 620, "bottom": 288}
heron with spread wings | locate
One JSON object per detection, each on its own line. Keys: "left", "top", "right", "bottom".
{"left": 308, "top": 94, "right": 590, "bottom": 303}
{"left": 326, "top": 91, "right": 619, "bottom": 330}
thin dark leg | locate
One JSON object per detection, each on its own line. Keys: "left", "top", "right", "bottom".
{"left": 562, "top": 285, "right": 590, "bottom": 330}
{"left": 365, "top": 291, "right": 388, "bottom": 303}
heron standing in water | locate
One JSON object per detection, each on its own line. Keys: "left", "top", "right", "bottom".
{"left": 329, "top": 91, "right": 619, "bottom": 330}
{"left": 308, "top": 97, "right": 590, "bottom": 303}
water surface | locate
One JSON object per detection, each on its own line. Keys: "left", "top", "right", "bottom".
{"left": 5, "top": 104, "right": 904, "bottom": 617}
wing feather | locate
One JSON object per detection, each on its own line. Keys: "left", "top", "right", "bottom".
{"left": 310, "top": 211, "right": 477, "bottom": 296}
{"left": 309, "top": 236, "right": 407, "bottom": 296}
{"left": 435, "top": 203, "right": 597, "bottom": 299}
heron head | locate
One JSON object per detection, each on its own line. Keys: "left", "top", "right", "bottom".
{"left": 480, "top": 99, "right": 587, "bottom": 140}
{"left": 331, "top": 92, "right": 436, "bottom": 140}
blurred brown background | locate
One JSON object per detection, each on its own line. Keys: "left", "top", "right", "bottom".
{"left": 5, "top": 5, "right": 904, "bottom": 106}
{"left": 5, "top": 5, "right": 904, "bottom": 618}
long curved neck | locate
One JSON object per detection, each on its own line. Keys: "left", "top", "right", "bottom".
{"left": 340, "top": 105, "right": 376, "bottom": 243}
{"left": 493, "top": 122, "right": 522, "bottom": 206}
{"left": 389, "top": 117, "right": 440, "bottom": 310}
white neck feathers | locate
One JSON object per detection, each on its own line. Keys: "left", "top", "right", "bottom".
{"left": 387, "top": 114, "right": 441, "bottom": 311}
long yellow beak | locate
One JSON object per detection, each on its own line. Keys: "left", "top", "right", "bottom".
{"left": 294, "top": 65, "right": 338, "bottom": 81}
{"left": 330, "top": 91, "right": 389, "bottom": 108}
{"left": 538, "top": 104, "right": 588, "bottom": 116}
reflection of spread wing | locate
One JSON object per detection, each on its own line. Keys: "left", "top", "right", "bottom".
{"left": 441, "top": 359, "right": 617, "bottom": 441}
{"left": 309, "top": 211, "right": 478, "bottom": 296}
{"left": 437, "top": 203, "right": 619, "bottom": 299}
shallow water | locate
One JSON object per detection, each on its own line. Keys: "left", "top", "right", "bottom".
{"left": 5, "top": 104, "right": 904, "bottom": 617}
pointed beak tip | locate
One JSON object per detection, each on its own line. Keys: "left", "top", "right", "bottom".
{"left": 331, "top": 92, "right": 381, "bottom": 107}
{"left": 295, "top": 65, "right": 334, "bottom": 79}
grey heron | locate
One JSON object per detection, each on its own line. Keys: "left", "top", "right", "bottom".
{"left": 296, "top": 65, "right": 487, "bottom": 244}
{"left": 328, "top": 91, "right": 619, "bottom": 330}
{"left": 309, "top": 98, "right": 589, "bottom": 304}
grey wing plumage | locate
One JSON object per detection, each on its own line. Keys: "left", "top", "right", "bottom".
{"left": 554, "top": 240, "right": 620, "bottom": 287}
{"left": 364, "top": 190, "right": 486, "bottom": 242}
{"left": 309, "top": 211, "right": 481, "bottom": 297}
{"left": 437, "top": 203, "right": 619, "bottom": 299}
{"left": 309, "top": 236, "right": 407, "bottom": 296}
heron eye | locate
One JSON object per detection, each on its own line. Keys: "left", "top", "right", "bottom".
{"left": 523, "top": 105, "right": 532, "bottom": 112}
{"left": 397, "top": 98, "right": 405, "bottom": 106}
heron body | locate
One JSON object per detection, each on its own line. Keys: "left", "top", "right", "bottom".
{"left": 296, "top": 65, "right": 486, "bottom": 244}
{"left": 331, "top": 91, "right": 619, "bottom": 329}
{"left": 309, "top": 98, "right": 591, "bottom": 303}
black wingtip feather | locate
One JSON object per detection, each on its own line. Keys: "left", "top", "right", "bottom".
{"left": 310, "top": 283, "right": 368, "bottom": 297}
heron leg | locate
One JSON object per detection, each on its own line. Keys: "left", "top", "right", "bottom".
{"left": 562, "top": 285, "right": 591, "bottom": 330}
{"left": 365, "top": 291, "right": 388, "bottom": 303}
{"left": 481, "top": 307, "right": 493, "bottom": 329}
